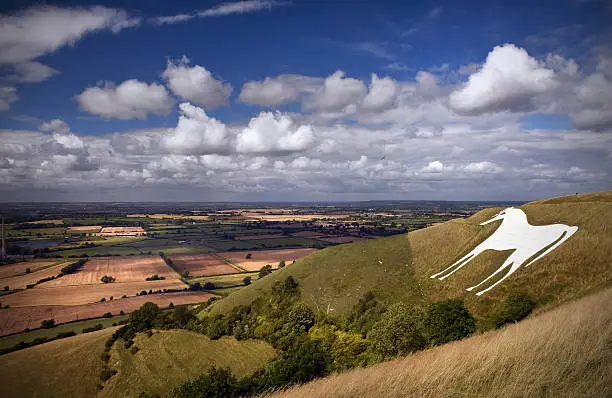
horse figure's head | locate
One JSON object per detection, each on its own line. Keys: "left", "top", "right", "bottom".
{"left": 480, "top": 207, "right": 524, "bottom": 226}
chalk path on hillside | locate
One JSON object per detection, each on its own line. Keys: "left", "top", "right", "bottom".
{"left": 431, "top": 207, "right": 578, "bottom": 295}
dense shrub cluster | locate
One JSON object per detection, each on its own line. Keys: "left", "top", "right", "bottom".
{"left": 146, "top": 274, "right": 165, "bottom": 281}
{"left": 60, "top": 259, "right": 88, "bottom": 275}
{"left": 491, "top": 292, "right": 535, "bottom": 328}
{"left": 99, "top": 278, "right": 479, "bottom": 396}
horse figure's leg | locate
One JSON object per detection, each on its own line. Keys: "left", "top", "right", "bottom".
{"left": 523, "top": 227, "right": 577, "bottom": 267}
{"left": 466, "top": 254, "right": 517, "bottom": 293}
{"left": 430, "top": 249, "right": 479, "bottom": 280}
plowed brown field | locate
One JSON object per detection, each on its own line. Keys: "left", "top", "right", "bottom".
{"left": 170, "top": 254, "right": 239, "bottom": 277}
{"left": 0, "top": 262, "right": 71, "bottom": 290}
{"left": 0, "top": 261, "right": 59, "bottom": 280}
{"left": 43, "top": 256, "right": 180, "bottom": 287}
{"left": 1, "top": 279, "right": 187, "bottom": 307}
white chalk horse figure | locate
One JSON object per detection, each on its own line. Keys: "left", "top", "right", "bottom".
{"left": 430, "top": 207, "right": 578, "bottom": 296}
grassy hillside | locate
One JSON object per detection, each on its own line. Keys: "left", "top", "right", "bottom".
{"left": 268, "top": 286, "right": 612, "bottom": 398}
{"left": 204, "top": 191, "right": 612, "bottom": 321}
{"left": 0, "top": 327, "right": 116, "bottom": 398}
{"left": 0, "top": 328, "right": 275, "bottom": 398}
{"left": 101, "top": 331, "right": 276, "bottom": 398}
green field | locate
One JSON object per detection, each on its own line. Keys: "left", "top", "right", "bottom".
{"left": 0, "top": 315, "right": 129, "bottom": 350}
{"left": 189, "top": 271, "right": 259, "bottom": 289}
{"left": 103, "top": 330, "right": 275, "bottom": 398}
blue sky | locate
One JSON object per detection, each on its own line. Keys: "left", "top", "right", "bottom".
{"left": 0, "top": 0, "right": 611, "bottom": 201}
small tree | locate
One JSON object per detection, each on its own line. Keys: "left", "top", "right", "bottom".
{"left": 243, "top": 276, "right": 252, "bottom": 286}
{"left": 203, "top": 281, "right": 215, "bottom": 290}
{"left": 259, "top": 264, "right": 273, "bottom": 279}
{"left": 367, "top": 302, "right": 426, "bottom": 358}
{"left": 424, "top": 299, "right": 476, "bottom": 346}
{"left": 245, "top": 253, "right": 252, "bottom": 259}
{"left": 491, "top": 292, "right": 534, "bottom": 328}
{"left": 287, "top": 302, "right": 315, "bottom": 332}
{"left": 41, "top": 319, "right": 55, "bottom": 329}
{"left": 278, "top": 259, "right": 286, "bottom": 268}
{"left": 100, "top": 275, "right": 115, "bottom": 284}
{"left": 25, "top": 268, "right": 31, "bottom": 274}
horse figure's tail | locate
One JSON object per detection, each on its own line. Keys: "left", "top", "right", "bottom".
{"left": 523, "top": 225, "right": 578, "bottom": 268}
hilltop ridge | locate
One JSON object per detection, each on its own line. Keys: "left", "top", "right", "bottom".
{"left": 204, "top": 191, "right": 612, "bottom": 320}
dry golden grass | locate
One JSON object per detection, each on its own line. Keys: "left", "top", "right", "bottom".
{"left": 0, "top": 327, "right": 116, "bottom": 398}
{"left": 268, "top": 286, "right": 612, "bottom": 398}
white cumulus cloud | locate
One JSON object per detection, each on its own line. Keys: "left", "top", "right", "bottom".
{"left": 361, "top": 74, "right": 400, "bottom": 111}
{"left": 236, "top": 111, "right": 315, "bottom": 153}
{"left": 163, "top": 103, "right": 229, "bottom": 154}
{"left": 449, "top": 44, "right": 557, "bottom": 115}
{"left": 76, "top": 79, "right": 173, "bottom": 120}
{"left": 162, "top": 56, "right": 232, "bottom": 109}
{"left": 304, "top": 71, "right": 366, "bottom": 112}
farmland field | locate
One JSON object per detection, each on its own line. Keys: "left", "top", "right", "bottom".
{"left": 67, "top": 225, "right": 102, "bottom": 232}
{"left": 234, "top": 234, "right": 285, "bottom": 240}
{"left": 2, "top": 279, "right": 188, "bottom": 307}
{"left": 42, "top": 256, "right": 180, "bottom": 286}
{"left": 218, "top": 248, "right": 318, "bottom": 271}
{"left": 0, "top": 291, "right": 215, "bottom": 336}
{"left": 0, "top": 261, "right": 71, "bottom": 290}
{"left": 0, "top": 260, "right": 61, "bottom": 279}
{"left": 0, "top": 315, "right": 129, "bottom": 350}
{"left": 169, "top": 253, "right": 240, "bottom": 276}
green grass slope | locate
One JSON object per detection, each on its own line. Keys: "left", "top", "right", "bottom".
{"left": 101, "top": 331, "right": 276, "bottom": 398}
{"left": 0, "top": 328, "right": 275, "bottom": 398}
{"left": 205, "top": 191, "right": 612, "bottom": 320}
{"left": 268, "top": 285, "right": 612, "bottom": 398}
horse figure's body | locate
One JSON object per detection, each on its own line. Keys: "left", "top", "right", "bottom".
{"left": 430, "top": 207, "right": 578, "bottom": 296}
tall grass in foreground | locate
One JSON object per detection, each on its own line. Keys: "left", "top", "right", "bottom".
{"left": 268, "top": 286, "right": 612, "bottom": 398}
